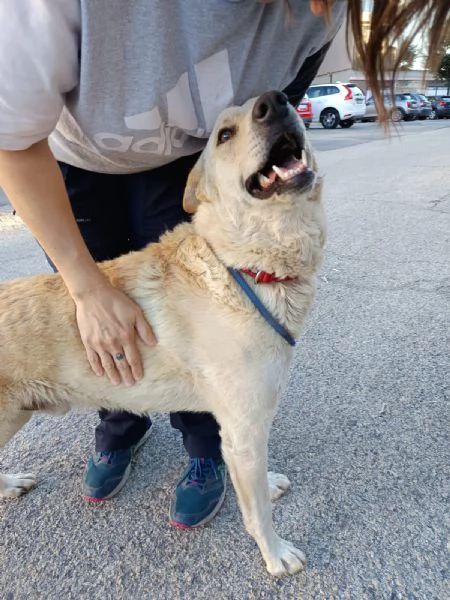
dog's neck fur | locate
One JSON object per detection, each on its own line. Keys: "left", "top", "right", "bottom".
{"left": 192, "top": 186, "right": 326, "bottom": 280}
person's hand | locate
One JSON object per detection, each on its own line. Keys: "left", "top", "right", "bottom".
{"left": 75, "top": 283, "right": 156, "bottom": 386}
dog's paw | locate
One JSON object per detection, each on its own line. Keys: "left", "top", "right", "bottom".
{"left": 265, "top": 536, "right": 307, "bottom": 577}
{"left": 0, "top": 473, "right": 37, "bottom": 498}
{"left": 267, "top": 471, "right": 290, "bottom": 501}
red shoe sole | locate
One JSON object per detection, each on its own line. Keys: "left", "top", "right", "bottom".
{"left": 169, "top": 520, "right": 194, "bottom": 530}
{"left": 82, "top": 495, "right": 108, "bottom": 503}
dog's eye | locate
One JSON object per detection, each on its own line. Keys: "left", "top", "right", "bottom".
{"left": 217, "top": 127, "right": 235, "bottom": 145}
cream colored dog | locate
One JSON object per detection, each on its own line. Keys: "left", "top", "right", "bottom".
{"left": 0, "top": 91, "right": 325, "bottom": 576}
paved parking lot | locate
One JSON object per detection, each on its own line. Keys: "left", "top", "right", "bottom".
{"left": 307, "top": 118, "right": 450, "bottom": 151}
{"left": 1, "top": 120, "right": 449, "bottom": 599}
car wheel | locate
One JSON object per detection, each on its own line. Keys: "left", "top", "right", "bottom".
{"left": 340, "top": 119, "right": 354, "bottom": 128}
{"left": 305, "top": 122, "right": 311, "bottom": 129}
{"left": 391, "top": 107, "right": 404, "bottom": 122}
{"left": 320, "top": 108, "right": 340, "bottom": 129}
{"left": 429, "top": 109, "right": 437, "bottom": 120}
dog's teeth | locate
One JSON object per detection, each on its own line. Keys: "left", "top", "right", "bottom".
{"left": 272, "top": 165, "right": 288, "bottom": 181}
{"left": 301, "top": 149, "right": 308, "bottom": 168}
{"left": 258, "top": 173, "right": 271, "bottom": 189}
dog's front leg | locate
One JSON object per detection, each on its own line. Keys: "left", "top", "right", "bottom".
{"left": 0, "top": 409, "right": 36, "bottom": 498}
{"left": 220, "top": 420, "right": 306, "bottom": 577}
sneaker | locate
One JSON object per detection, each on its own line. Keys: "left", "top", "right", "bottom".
{"left": 169, "top": 458, "right": 227, "bottom": 529}
{"left": 82, "top": 424, "right": 152, "bottom": 502}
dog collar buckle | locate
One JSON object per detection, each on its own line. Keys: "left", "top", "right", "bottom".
{"left": 254, "top": 270, "right": 263, "bottom": 284}
{"left": 240, "top": 268, "right": 297, "bottom": 285}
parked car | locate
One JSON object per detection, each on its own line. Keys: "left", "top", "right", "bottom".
{"left": 362, "top": 93, "right": 419, "bottom": 122}
{"left": 429, "top": 97, "right": 450, "bottom": 119}
{"left": 404, "top": 93, "right": 432, "bottom": 119}
{"left": 343, "top": 83, "right": 367, "bottom": 111}
{"left": 306, "top": 83, "right": 366, "bottom": 129}
{"left": 295, "top": 94, "right": 313, "bottom": 128}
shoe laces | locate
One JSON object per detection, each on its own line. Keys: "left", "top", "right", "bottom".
{"left": 186, "top": 458, "right": 219, "bottom": 488}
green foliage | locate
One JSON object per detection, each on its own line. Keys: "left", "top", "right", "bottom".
{"left": 437, "top": 53, "right": 450, "bottom": 84}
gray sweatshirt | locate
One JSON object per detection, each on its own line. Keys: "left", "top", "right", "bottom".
{"left": 0, "top": 0, "right": 345, "bottom": 174}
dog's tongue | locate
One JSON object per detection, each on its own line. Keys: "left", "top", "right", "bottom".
{"left": 277, "top": 157, "right": 303, "bottom": 171}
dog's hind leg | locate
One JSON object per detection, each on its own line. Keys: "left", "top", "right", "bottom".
{"left": 219, "top": 412, "right": 306, "bottom": 577}
{"left": 0, "top": 472, "right": 36, "bottom": 499}
{"left": 0, "top": 409, "right": 36, "bottom": 499}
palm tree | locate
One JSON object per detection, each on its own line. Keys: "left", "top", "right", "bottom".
{"left": 398, "top": 45, "right": 419, "bottom": 70}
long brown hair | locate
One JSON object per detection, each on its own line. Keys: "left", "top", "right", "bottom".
{"left": 285, "top": 1, "right": 450, "bottom": 123}
{"left": 346, "top": 0, "right": 450, "bottom": 121}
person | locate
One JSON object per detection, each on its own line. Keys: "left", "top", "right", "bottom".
{"left": 0, "top": 0, "right": 446, "bottom": 528}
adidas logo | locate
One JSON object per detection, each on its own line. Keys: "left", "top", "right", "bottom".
{"left": 94, "top": 49, "right": 234, "bottom": 156}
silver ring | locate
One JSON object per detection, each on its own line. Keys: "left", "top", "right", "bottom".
{"left": 115, "top": 352, "right": 125, "bottom": 361}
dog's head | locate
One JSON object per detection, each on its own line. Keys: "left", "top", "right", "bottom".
{"left": 183, "top": 91, "right": 319, "bottom": 215}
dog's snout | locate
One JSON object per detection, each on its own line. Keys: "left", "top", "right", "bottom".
{"left": 252, "top": 91, "right": 289, "bottom": 125}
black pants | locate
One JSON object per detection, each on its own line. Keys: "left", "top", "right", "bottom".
{"left": 54, "top": 154, "right": 222, "bottom": 458}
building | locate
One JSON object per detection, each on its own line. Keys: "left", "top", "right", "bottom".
{"left": 312, "top": 2, "right": 435, "bottom": 95}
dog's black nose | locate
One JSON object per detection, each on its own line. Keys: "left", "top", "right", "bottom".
{"left": 252, "top": 91, "right": 289, "bottom": 124}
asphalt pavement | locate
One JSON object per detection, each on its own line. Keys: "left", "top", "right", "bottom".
{"left": 0, "top": 121, "right": 449, "bottom": 600}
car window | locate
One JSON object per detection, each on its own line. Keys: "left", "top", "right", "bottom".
{"left": 307, "top": 86, "right": 324, "bottom": 98}
{"left": 307, "top": 85, "right": 340, "bottom": 97}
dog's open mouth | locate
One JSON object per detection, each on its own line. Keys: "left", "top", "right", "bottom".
{"left": 245, "top": 132, "right": 313, "bottom": 199}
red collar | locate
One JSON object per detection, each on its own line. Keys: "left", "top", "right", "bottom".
{"left": 240, "top": 268, "right": 298, "bottom": 284}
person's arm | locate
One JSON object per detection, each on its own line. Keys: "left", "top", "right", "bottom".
{"left": 0, "top": 1, "right": 155, "bottom": 385}
{"left": 0, "top": 141, "right": 156, "bottom": 385}
{"left": 0, "top": 141, "right": 103, "bottom": 294}
{"left": 283, "top": 41, "right": 333, "bottom": 107}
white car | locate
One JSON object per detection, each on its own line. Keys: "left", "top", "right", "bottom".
{"left": 307, "top": 83, "right": 366, "bottom": 129}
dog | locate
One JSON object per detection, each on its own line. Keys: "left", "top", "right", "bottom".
{"left": 0, "top": 91, "right": 325, "bottom": 576}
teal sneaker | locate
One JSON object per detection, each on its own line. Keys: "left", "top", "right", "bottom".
{"left": 169, "top": 458, "right": 227, "bottom": 529}
{"left": 82, "top": 425, "right": 152, "bottom": 502}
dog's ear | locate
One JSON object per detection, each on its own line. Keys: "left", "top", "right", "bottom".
{"left": 183, "top": 154, "right": 208, "bottom": 214}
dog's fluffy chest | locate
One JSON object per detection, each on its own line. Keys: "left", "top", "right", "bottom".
{"left": 150, "top": 228, "right": 317, "bottom": 354}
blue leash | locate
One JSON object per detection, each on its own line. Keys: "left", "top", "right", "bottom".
{"left": 227, "top": 267, "right": 296, "bottom": 347}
